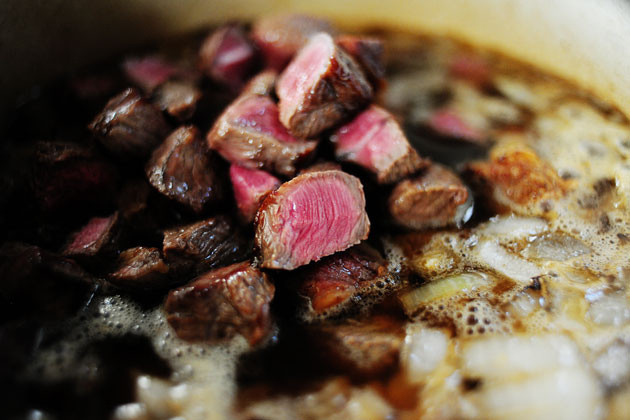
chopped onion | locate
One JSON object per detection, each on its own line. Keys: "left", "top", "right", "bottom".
{"left": 475, "top": 240, "right": 542, "bottom": 284}
{"left": 478, "top": 215, "right": 548, "bottom": 241}
{"left": 402, "top": 325, "right": 449, "bottom": 383}
{"left": 522, "top": 233, "right": 591, "bottom": 261}
{"left": 587, "top": 293, "right": 630, "bottom": 326}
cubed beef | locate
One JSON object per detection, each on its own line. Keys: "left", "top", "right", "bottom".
{"left": 255, "top": 170, "right": 370, "bottom": 270}
{"left": 108, "top": 247, "right": 169, "bottom": 291}
{"left": 31, "top": 141, "right": 117, "bottom": 212}
{"left": 448, "top": 53, "right": 491, "bottom": 86}
{"left": 198, "top": 24, "right": 258, "bottom": 91}
{"left": 242, "top": 69, "right": 278, "bottom": 96}
{"left": 62, "top": 212, "right": 120, "bottom": 263}
{"left": 427, "top": 109, "right": 486, "bottom": 144}
{"left": 465, "top": 141, "right": 572, "bottom": 213}
{"left": 89, "top": 88, "right": 170, "bottom": 159}
{"left": 207, "top": 94, "right": 317, "bottom": 176}
{"left": 230, "top": 164, "right": 280, "bottom": 223}
{"left": 310, "top": 315, "right": 403, "bottom": 377}
{"left": 146, "top": 125, "right": 223, "bottom": 213}
{"left": 122, "top": 56, "right": 180, "bottom": 92}
{"left": 276, "top": 32, "right": 373, "bottom": 139}
{"left": 336, "top": 35, "right": 385, "bottom": 87}
{"left": 388, "top": 164, "right": 471, "bottom": 230}
{"left": 296, "top": 244, "right": 393, "bottom": 319}
{"left": 162, "top": 216, "right": 250, "bottom": 276}
{"left": 165, "top": 261, "right": 275, "bottom": 346}
{"left": 117, "top": 179, "right": 152, "bottom": 224}
{"left": 331, "top": 105, "right": 429, "bottom": 184}
{"left": 252, "top": 14, "right": 336, "bottom": 71}
{"left": 153, "top": 80, "right": 202, "bottom": 121}
{"left": 0, "top": 243, "right": 97, "bottom": 320}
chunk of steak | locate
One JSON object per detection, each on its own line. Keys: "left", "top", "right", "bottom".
{"left": 448, "top": 53, "right": 491, "bottom": 86}
{"left": 252, "top": 14, "right": 336, "bottom": 71}
{"left": 162, "top": 216, "right": 250, "bottom": 276}
{"left": 310, "top": 315, "right": 403, "bottom": 377}
{"left": 242, "top": 69, "right": 278, "bottom": 96}
{"left": 296, "top": 244, "right": 391, "bottom": 319}
{"left": 198, "top": 24, "right": 258, "bottom": 91}
{"left": 0, "top": 243, "right": 97, "bottom": 320}
{"left": 336, "top": 35, "right": 385, "bottom": 87}
{"left": 276, "top": 32, "right": 373, "bottom": 139}
{"left": 165, "top": 261, "right": 275, "bottom": 346}
{"left": 388, "top": 164, "right": 471, "bottom": 230}
{"left": 207, "top": 94, "right": 317, "bottom": 176}
{"left": 108, "top": 247, "right": 169, "bottom": 291}
{"left": 230, "top": 164, "right": 280, "bottom": 223}
{"left": 31, "top": 141, "right": 117, "bottom": 213}
{"left": 62, "top": 212, "right": 120, "bottom": 263}
{"left": 153, "top": 80, "right": 202, "bottom": 121}
{"left": 146, "top": 125, "right": 223, "bottom": 213}
{"left": 122, "top": 56, "right": 180, "bottom": 92}
{"left": 465, "top": 141, "right": 572, "bottom": 213}
{"left": 427, "top": 108, "right": 486, "bottom": 144}
{"left": 331, "top": 105, "right": 429, "bottom": 184}
{"left": 89, "top": 88, "right": 170, "bottom": 159}
{"left": 256, "top": 170, "right": 370, "bottom": 270}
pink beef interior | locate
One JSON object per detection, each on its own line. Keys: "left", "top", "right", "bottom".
{"left": 232, "top": 95, "right": 298, "bottom": 143}
{"left": 334, "top": 106, "right": 407, "bottom": 172}
{"left": 230, "top": 164, "right": 280, "bottom": 216}
{"left": 276, "top": 32, "right": 334, "bottom": 128}
{"left": 123, "top": 56, "right": 177, "bottom": 91}
{"left": 214, "top": 28, "right": 255, "bottom": 74}
{"left": 267, "top": 171, "right": 368, "bottom": 268}
{"left": 67, "top": 215, "right": 111, "bottom": 252}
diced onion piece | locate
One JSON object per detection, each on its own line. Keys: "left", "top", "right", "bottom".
{"left": 475, "top": 240, "right": 542, "bottom": 284}
{"left": 587, "top": 293, "right": 630, "bottom": 326}
{"left": 461, "top": 334, "right": 581, "bottom": 379}
{"left": 522, "top": 233, "right": 591, "bottom": 261}
{"left": 399, "top": 272, "right": 489, "bottom": 314}
{"left": 478, "top": 215, "right": 548, "bottom": 240}
{"left": 402, "top": 325, "right": 449, "bottom": 383}
{"left": 593, "top": 342, "right": 630, "bottom": 388}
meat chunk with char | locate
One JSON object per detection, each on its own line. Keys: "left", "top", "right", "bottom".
{"left": 153, "top": 80, "right": 202, "bottom": 121}
{"left": 207, "top": 94, "right": 317, "bottom": 176}
{"left": 198, "top": 24, "right": 258, "bottom": 91}
{"left": 276, "top": 32, "right": 373, "bottom": 139}
{"left": 146, "top": 125, "right": 223, "bottom": 213}
{"left": 62, "top": 212, "right": 120, "bottom": 263}
{"left": 165, "top": 261, "right": 275, "bottom": 346}
{"left": 465, "top": 141, "right": 572, "bottom": 214}
{"left": 31, "top": 141, "right": 117, "bottom": 213}
{"left": 229, "top": 164, "right": 280, "bottom": 223}
{"left": 336, "top": 35, "right": 385, "bottom": 88}
{"left": 388, "top": 164, "right": 471, "bottom": 230}
{"left": 122, "top": 56, "right": 182, "bottom": 93}
{"left": 162, "top": 216, "right": 250, "bottom": 277}
{"left": 296, "top": 244, "right": 392, "bottom": 319}
{"left": 331, "top": 105, "right": 429, "bottom": 184}
{"left": 252, "top": 14, "right": 336, "bottom": 71}
{"left": 255, "top": 170, "right": 370, "bottom": 270}
{"left": 242, "top": 69, "right": 278, "bottom": 97}
{"left": 89, "top": 88, "right": 170, "bottom": 159}
{"left": 108, "top": 247, "right": 169, "bottom": 291}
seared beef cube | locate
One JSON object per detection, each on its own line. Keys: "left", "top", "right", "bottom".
{"left": 331, "top": 105, "right": 429, "bottom": 184}
{"left": 0, "top": 243, "right": 96, "bottom": 319}
{"left": 32, "top": 141, "right": 117, "bottom": 212}
{"left": 108, "top": 247, "right": 169, "bottom": 291}
{"left": 207, "top": 94, "right": 317, "bottom": 176}
{"left": 296, "top": 244, "right": 392, "bottom": 319}
{"left": 165, "top": 261, "right": 275, "bottom": 346}
{"left": 388, "top": 164, "right": 471, "bottom": 230}
{"left": 229, "top": 164, "right": 280, "bottom": 223}
{"left": 336, "top": 35, "right": 385, "bottom": 87}
{"left": 242, "top": 69, "right": 278, "bottom": 96}
{"left": 89, "top": 88, "right": 170, "bottom": 159}
{"left": 299, "top": 161, "right": 342, "bottom": 175}
{"left": 276, "top": 33, "right": 373, "bottom": 139}
{"left": 117, "top": 179, "right": 152, "bottom": 224}
{"left": 198, "top": 24, "right": 258, "bottom": 91}
{"left": 311, "top": 316, "right": 403, "bottom": 377}
{"left": 62, "top": 212, "right": 120, "bottom": 263}
{"left": 465, "top": 141, "right": 571, "bottom": 214}
{"left": 256, "top": 170, "right": 370, "bottom": 270}
{"left": 153, "top": 80, "right": 202, "bottom": 121}
{"left": 427, "top": 109, "right": 486, "bottom": 144}
{"left": 162, "top": 216, "right": 250, "bottom": 276}
{"left": 122, "top": 56, "right": 181, "bottom": 92}
{"left": 146, "top": 125, "right": 223, "bottom": 213}
{"left": 252, "top": 14, "right": 336, "bottom": 71}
